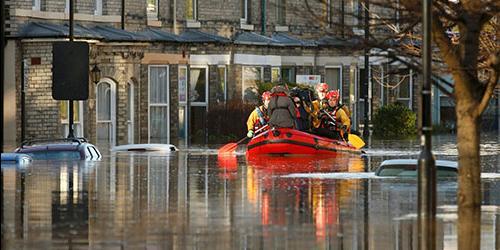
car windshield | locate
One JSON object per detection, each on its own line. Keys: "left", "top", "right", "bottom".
{"left": 25, "top": 151, "right": 81, "bottom": 160}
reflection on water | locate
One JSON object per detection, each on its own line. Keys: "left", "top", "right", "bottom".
{"left": 2, "top": 134, "right": 499, "bottom": 249}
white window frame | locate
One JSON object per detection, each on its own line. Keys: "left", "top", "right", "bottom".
{"left": 147, "top": 0, "right": 159, "bottom": 19}
{"left": 241, "top": 0, "right": 249, "bottom": 23}
{"left": 61, "top": 101, "right": 85, "bottom": 138}
{"left": 96, "top": 78, "right": 117, "bottom": 146}
{"left": 241, "top": 66, "right": 264, "bottom": 101}
{"left": 94, "top": 0, "right": 103, "bottom": 16}
{"left": 325, "top": 65, "right": 343, "bottom": 97}
{"left": 189, "top": 65, "right": 209, "bottom": 107}
{"left": 276, "top": 0, "right": 286, "bottom": 26}
{"left": 148, "top": 65, "right": 170, "bottom": 144}
{"left": 395, "top": 68, "right": 413, "bottom": 110}
{"left": 126, "top": 81, "right": 134, "bottom": 144}
{"left": 271, "top": 66, "right": 281, "bottom": 83}
{"left": 32, "top": 0, "right": 41, "bottom": 11}
{"left": 186, "top": 0, "right": 198, "bottom": 21}
{"left": 217, "top": 65, "right": 228, "bottom": 103}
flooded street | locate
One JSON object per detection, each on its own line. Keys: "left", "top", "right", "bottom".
{"left": 2, "top": 134, "right": 499, "bottom": 249}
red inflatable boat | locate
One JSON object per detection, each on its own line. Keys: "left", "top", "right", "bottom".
{"left": 246, "top": 128, "right": 362, "bottom": 156}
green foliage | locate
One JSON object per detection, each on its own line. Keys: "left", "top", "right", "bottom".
{"left": 372, "top": 103, "right": 417, "bottom": 139}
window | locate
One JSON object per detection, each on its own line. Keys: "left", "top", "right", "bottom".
{"left": 32, "top": 0, "right": 42, "bottom": 11}
{"left": 242, "top": 66, "right": 263, "bottom": 103}
{"left": 178, "top": 66, "right": 188, "bottom": 145}
{"left": 60, "top": 101, "right": 84, "bottom": 137}
{"left": 325, "top": 0, "right": 331, "bottom": 27}
{"left": 96, "top": 80, "right": 117, "bottom": 146}
{"left": 126, "top": 82, "right": 134, "bottom": 144}
{"left": 189, "top": 67, "right": 207, "bottom": 104}
{"left": 276, "top": 0, "right": 286, "bottom": 25}
{"left": 325, "top": 66, "right": 343, "bottom": 96}
{"left": 271, "top": 67, "right": 280, "bottom": 83}
{"left": 147, "top": 0, "right": 159, "bottom": 18}
{"left": 94, "top": 0, "right": 102, "bottom": 15}
{"left": 241, "top": 0, "right": 251, "bottom": 24}
{"left": 149, "top": 66, "right": 170, "bottom": 144}
{"left": 395, "top": 69, "right": 412, "bottom": 109}
{"left": 281, "top": 67, "right": 295, "bottom": 84}
{"left": 216, "top": 66, "right": 227, "bottom": 103}
{"left": 186, "top": 0, "right": 198, "bottom": 20}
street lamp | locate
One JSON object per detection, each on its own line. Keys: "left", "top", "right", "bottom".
{"left": 90, "top": 64, "right": 101, "bottom": 84}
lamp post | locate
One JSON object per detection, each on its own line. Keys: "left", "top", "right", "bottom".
{"left": 418, "top": 0, "right": 436, "bottom": 249}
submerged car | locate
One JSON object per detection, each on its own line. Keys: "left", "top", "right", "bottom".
{"left": 375, "top": 159, "right": 458, "bottom": 177}
{"left": 15, "top": 137, "right": 102, "bottom": 160}
{"left": 111, "top": 143, "right": 178, "bottom": 152}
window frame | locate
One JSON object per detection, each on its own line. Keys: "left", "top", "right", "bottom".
{"left": 126, "top": 81, "right": 135, "bottom": 144}
{"left": 147, "top": 0, "right": 160, "bottom": 19}
{"left": 148, "top": 65, "right": 170, "bottom": 144}
{"left": 96, "top": 78, "right": 117, "bottom": 146}
{"left": 32, "top": 0, "right": 41, "bottom": 11}
{"left": 186, "top": 0, "right": 198, "bottom": 21}
{"left": 189, "top": 65, "right": 209, "bottom": 107}
{"left": 395, "top": 68, "right": 413, "bottom": 109}
{"left": 325, "top": 65, "right": 343, "bottom": 97}
{"left": 241, "top": 0, "right": 250, "bottom": 24}
{"left": 276, "top": 0, "right": 286, "bottom": 26}
{"left": 217, "top": 65, "right": 227, "bottom": 104}
{"left": 241, "top": 65, "right": 264, "bottom": 102}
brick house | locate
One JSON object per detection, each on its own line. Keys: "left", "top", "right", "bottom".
{"left": 3, "top": 0, "right": 422, "bottom": 150}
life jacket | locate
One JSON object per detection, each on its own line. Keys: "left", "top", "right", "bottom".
{"left": 338, "top": 103, "right": 351, "bottom": 118}
{"left": 320, "top": 106, "right": 339, "bottom": 130}
{"left": 254, "top": 106, "right": 268, "bottom": 131}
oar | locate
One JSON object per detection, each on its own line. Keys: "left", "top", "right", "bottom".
{"left": 348, "top": 134, "right": 365, "bottom": 149}
{"left": 320, "top": 110, "right": 365, "bottom": 149}
{"left": 218, "top": 125, "right": 269, "bottom": 155}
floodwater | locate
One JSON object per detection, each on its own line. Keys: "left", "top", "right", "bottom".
{"left": 1, "top": 133, "right": 499, "bottom": 249}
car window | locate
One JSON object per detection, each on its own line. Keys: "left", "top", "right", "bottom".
{"left": 26, "top": 151, "right": 81, "bottom": 160}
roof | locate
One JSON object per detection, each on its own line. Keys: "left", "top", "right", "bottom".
{"left": 111, "top": 143, "right": 178, "bottom": 152}
{"left": 317, "top": 35, "right": 351, "bottom": 47}
{"left": 18, "top": 22, "right": 102, "bottom": 39}
{"left": 138, "top": 27, "right": 182, "bottom": 42}
{"left": 234, "top": 32, "right": 281, "bottom": 46}
{"left": 179, "top": 29, "right": 230, "bottom": 43}
{"left": 90, "top": 25, "right": 150, "bottom": 42}
{"left": 271, "top": 33, "right": 316, "bottom": 47}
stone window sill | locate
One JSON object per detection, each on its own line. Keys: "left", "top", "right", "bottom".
{"left": 186, "top": 20, "right": 201, "bottom": 28}
{"left": 275, "top": 25, "right": 288, "bottom": 32}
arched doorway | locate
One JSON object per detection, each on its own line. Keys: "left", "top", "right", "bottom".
{"left": 96, "top": 78, "right": 117, "bottom": 148}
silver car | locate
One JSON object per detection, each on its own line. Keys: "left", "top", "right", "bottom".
{"left": 15, "top": 137, "right": 101, "bottom": 160}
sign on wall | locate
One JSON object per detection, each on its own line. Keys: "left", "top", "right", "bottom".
{"left": 296, "top": 75, "right": 321, "bottom": 85}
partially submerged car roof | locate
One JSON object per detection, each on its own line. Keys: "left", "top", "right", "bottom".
{"left": 15, "top": 137, "right": 101, "bottom": 160}
{"left": 375, "top": 159, "right": 458, "bottom": 177}
{"left": 111, "top": 143, "right": 178, "bottom": 152}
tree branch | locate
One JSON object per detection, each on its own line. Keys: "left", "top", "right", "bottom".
{"left": 477, "top": 53, "right": 500, "bottom": 115}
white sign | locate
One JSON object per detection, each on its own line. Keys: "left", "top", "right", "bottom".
{"left": 296, "top": 75, "right": 321, "bottom": 85}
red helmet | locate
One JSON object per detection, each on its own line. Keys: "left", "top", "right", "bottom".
{"left": 261, "top": 91, "right": 271, "bottom": 101}
{"left": 316, "top": 83, "right": 329, "bottom": 92}
{"left": 326, "top": 90, "right": 340, "bottom": 101}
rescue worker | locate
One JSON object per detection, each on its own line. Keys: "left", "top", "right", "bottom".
{"left": 308, "top": 82, "right": 329, "bottom": 129}
{"left": 316, "top": 90, "right": 351, "bottom": 141}
{"left": 268, "top": 85, "right": 296, "bottom": 129}
{"left": 246, "top": 91, "right": 271, "bottom": 138}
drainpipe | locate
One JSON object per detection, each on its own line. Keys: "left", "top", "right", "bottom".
{"left": 121, "top": 0, "right": 125, "bottom": 29}
{"left": 173, "top": 0, "right": 177, "bottom": 34}
{"left": 1, "top": 0, "right": 4, "bottom": 152}
{"left": 261, "top": 0, "right": 266, "bottom": 35}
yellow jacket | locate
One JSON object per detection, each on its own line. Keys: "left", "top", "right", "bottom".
{"left": 307, "top": 99, "right": 327, "bottom": 128}
{"left": 246, "top": 106, "right": 268, "bottom": 131}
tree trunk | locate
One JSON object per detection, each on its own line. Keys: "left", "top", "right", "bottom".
{"left": 456, "top": 102, "right": 482, "bottom": 250}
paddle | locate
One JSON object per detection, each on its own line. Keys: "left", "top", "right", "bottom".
{"left": 218, "top": 125, "right": 269, "bottom": 155}
{"left": 320, "top": 110, "right": 365, "bottom": 149}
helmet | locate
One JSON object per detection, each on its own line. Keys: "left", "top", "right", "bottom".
{"left": 326, "top": 90, "right": 340, "bottom": 101}
{"left": 316, "top": 83, "right": 329, "bottom": 92}
{"left": 261, "top": 91, "right": 271, "bottom": 101}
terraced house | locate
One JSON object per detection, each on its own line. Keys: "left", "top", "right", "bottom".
{"left": 4, "top": 0, "right": 427, "bottom": 149}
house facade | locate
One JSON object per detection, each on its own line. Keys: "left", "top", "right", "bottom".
{"left": 3, "top": 0, "right": 424, "bottom": 150}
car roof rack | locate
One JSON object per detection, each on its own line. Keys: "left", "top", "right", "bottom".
{"left": 20, "top": 137, "right": 88, "bottom": 147}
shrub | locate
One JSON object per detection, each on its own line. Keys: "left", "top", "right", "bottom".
{"left": 372, "top": 103, "right": 417, "bottom": 139}
{"left": 207, "top": 100, "right": 255, "bottom": 144}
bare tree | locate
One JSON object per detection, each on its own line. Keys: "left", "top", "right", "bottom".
{"left": 296, "top": 0, "right": 499, "bottom": 248}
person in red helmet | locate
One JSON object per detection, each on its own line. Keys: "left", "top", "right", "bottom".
{"left": 316, "top": 90, "right": 351, "bottom": 141}
{"left": 246, "top": 91, "right": 271, "bottom": 138}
